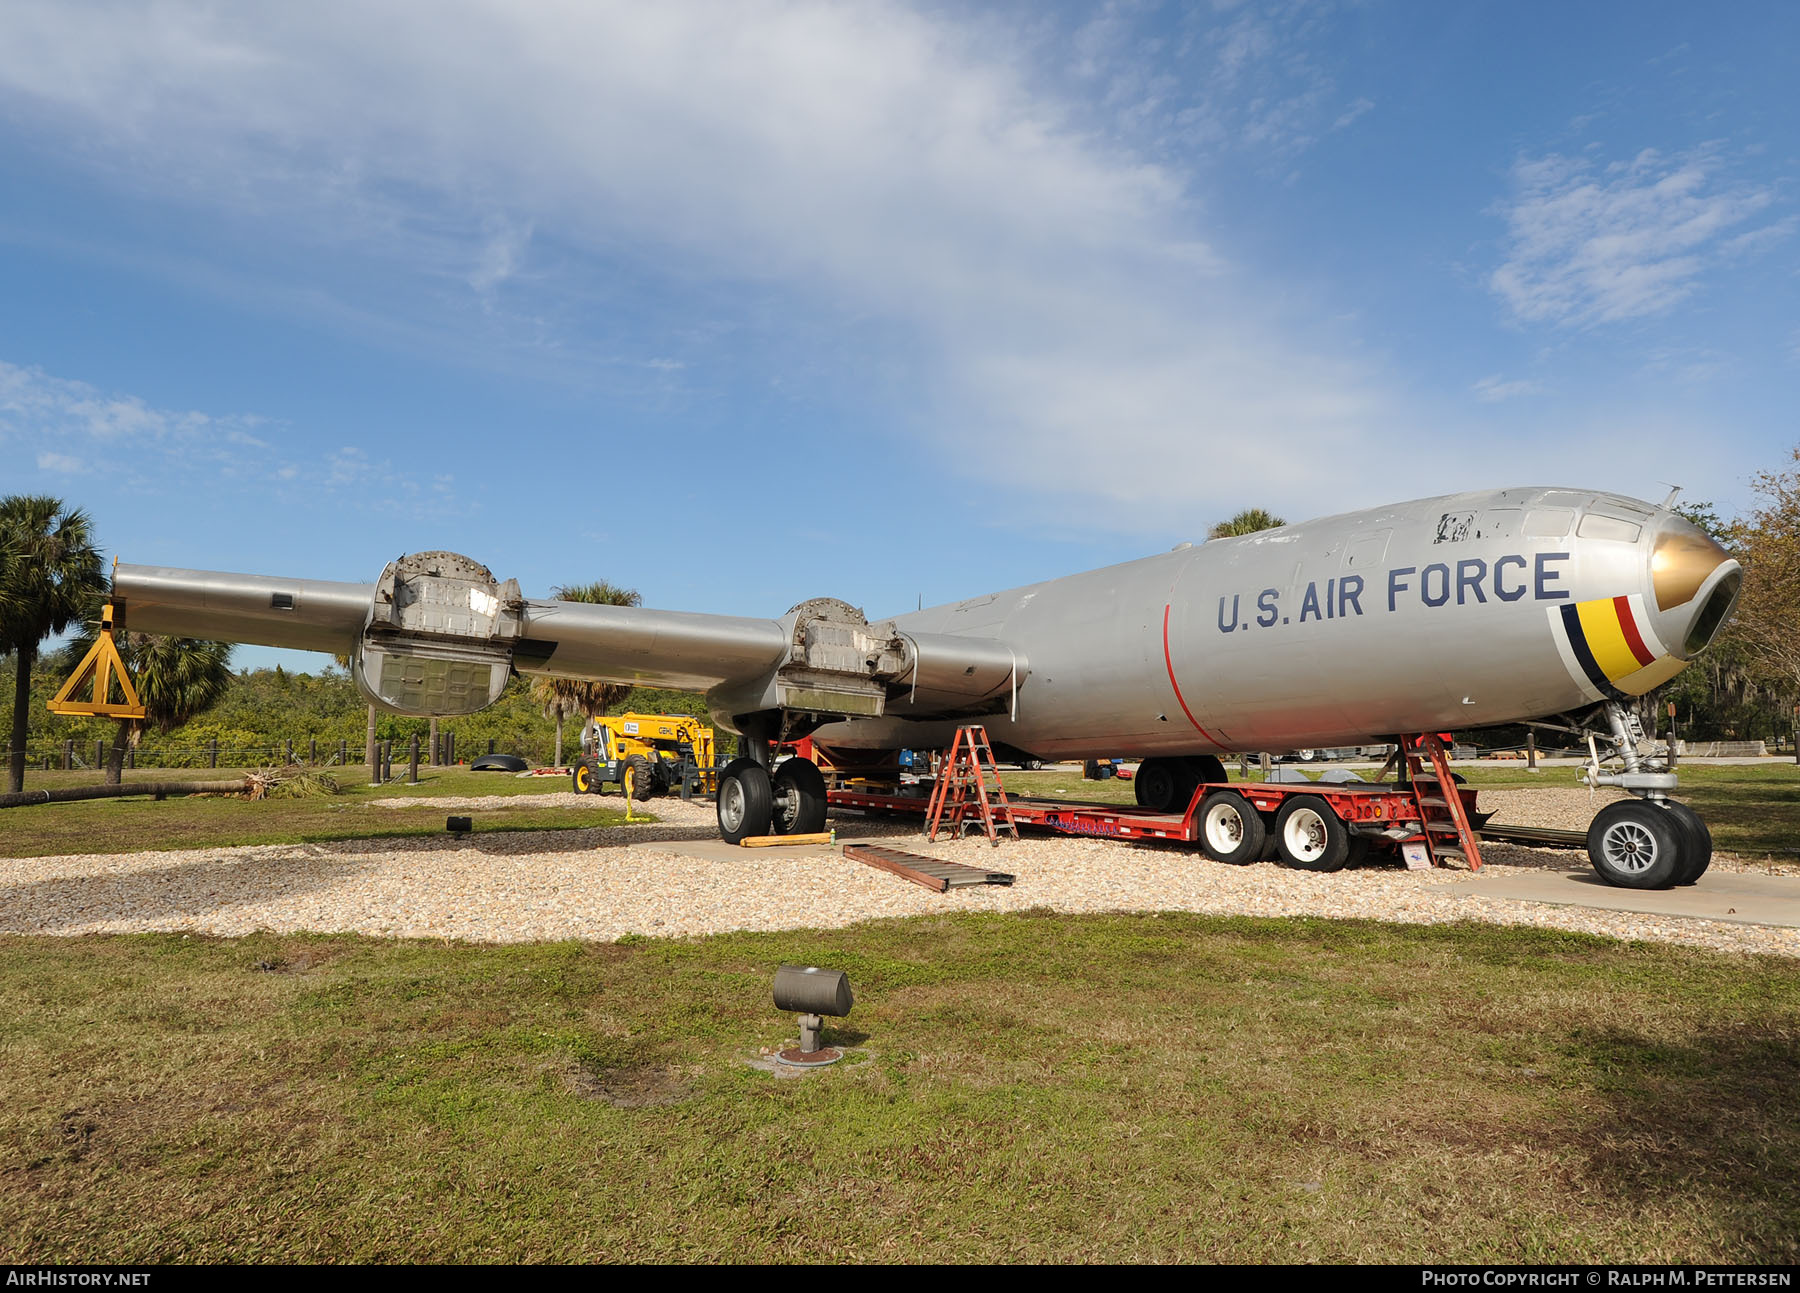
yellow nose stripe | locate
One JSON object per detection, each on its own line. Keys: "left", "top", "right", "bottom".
{"left": 1575, "top": 598, "right": 1645, "bottom": 681}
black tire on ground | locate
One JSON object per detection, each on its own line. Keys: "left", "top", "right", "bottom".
{"left": 1198, "top": 791, "right": 1267, "bottom": 865}
{"left": 1021, "top": 759, "right": 1044, "bottom": 771}
{"left": 1586, "top": 799, "right": 1684, "bottom": 889}
{"left": 1273, "top": 795, "right": 1352, "bottom": 872}
{"left": 624, "top": 753, "right": 656, "bottom": 802}
{"left": 772, "top": 758, "right": 829, "bottom": 836}
{"left": 1134, "top": 758, "right": 1184, "bottom": 813}
{"left": 716, "top": 758, "right": 774, "bottom": 844}
{"left": 572, "top": 762, "right": 593, "bottom": 794}
{"left": 1661, "top": 800, "right": 1713, "bottom": 886}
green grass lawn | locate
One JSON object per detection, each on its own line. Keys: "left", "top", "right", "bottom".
{"left": 0, "top": 767, "right": 640, "bottom": 858}
{"left": 2, "top": 913, "right": 1796, "bottom": 1263}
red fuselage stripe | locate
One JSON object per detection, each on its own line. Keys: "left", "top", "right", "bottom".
{"left": 1612, "top": 595, "right": 1657, "bottom": 668}
{"left": 1162, "top": 603, "right": 1225, "bottom": 750}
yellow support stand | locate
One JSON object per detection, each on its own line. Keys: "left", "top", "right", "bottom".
{"left": 46, "top": 602, "right": 146, "bottom": 720}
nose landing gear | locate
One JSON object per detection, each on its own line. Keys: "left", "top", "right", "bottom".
{"left": 1573, "top": 701, "right": 1713, "bottom": 889}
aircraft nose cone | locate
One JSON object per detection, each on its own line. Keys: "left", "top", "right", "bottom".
{"left": 1648, "top": 515, "right": 1741, "bottom": 659}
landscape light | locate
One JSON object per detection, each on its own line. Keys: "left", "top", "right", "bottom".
{"left": 772, "top": 964, "right": 854, "bottom": 1067}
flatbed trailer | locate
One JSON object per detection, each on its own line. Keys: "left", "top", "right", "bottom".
{"left": 828, "top": 775, "right": 1490, "bottom": 871}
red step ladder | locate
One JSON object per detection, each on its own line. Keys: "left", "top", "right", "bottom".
{"left": 1404, "top": 734, "right": 1483, "bottom": 870}
{"left": 923, "top": 725, "right": 1019, "bottom": 845}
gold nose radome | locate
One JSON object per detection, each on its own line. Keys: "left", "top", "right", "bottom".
{"left": 1651, "top": 523, "right": 1732, "bottom": 611}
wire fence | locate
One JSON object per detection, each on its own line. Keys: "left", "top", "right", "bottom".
{"left": 2, "top": 734, "right": 554, "bottom": 772}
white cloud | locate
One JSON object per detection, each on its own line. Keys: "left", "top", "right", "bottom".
{"left": 0, "top": 361, "right": 261, "bottom": 462}
{"left": 1471, "top": 375, "right": 1545, "bottom": 402}
{"left": 35, "top": 451, "right": 86, "bottom": 473}
{"left": 1331, "top": 97, "right": 1374, "bottom": 131}
{"left": 0, "top": 1, "right": 1416, "bottom": 530}
{"left": 1489, "top": 146, "right": 1784, "bottom": 328}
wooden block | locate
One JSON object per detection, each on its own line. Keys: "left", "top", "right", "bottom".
{"left": 738, "top": 832, "right": 835, "bottom": 848}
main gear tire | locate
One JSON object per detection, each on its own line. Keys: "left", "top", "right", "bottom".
{"left": 772, "top": 758, "right": 829, "bottom": 836}
{"left": 1134, "top": 758, "right": 1185, "bottom": 813}
{"left": 716, "top": 758, "right": 774, "bottom": 844}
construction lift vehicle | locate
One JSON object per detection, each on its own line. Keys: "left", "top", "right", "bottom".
{"left": 570, "top": 713, "right": 718, "bottom": 802}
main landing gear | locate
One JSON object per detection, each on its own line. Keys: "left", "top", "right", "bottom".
{"left": 715, "top": 755, "right": 829, "bottom": 845}
{"left": 1135, "top": 755, "right": 1228, "bottom": 814}
{"left": 1571, "top": 701, "right": 1713, "bottom": 889}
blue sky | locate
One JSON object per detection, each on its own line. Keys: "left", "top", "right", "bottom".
{"left": 1, "top": 1, "right": 1794, "bottom": 673}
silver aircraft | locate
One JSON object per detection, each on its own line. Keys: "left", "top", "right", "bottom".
{"left": 113, "top": 485, "right": 1741, "bottom": 884}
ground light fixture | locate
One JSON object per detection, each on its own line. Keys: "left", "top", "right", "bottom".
{"left": 773, "top": 964, "right": 854, "bottom": 1067}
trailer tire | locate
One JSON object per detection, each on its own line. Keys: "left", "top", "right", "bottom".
{"left": 716, "top": 758, "right": 774, "bottom": 844}
{"left": 1662, "top": 800, "right": 1713, "bottom": 885}
{"left": 1586, "top": 799, "right": 1682, "bottom": 889}
{"left": 772, "top": 757, "right": 829, "bottom": 835}
{"left": 1199, "top": 791, "right": 1266, "bottom": 865}
{"left": 1274, "top": 796, "right": 1352, "bottom": 872}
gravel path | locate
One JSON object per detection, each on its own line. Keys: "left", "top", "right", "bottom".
{"left": 2, "top": 789, "right": 1795, "bottom": 958}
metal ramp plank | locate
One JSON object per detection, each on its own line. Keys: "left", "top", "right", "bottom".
{"left": 842, "top": 844, "right": 1015, "bottom": 893}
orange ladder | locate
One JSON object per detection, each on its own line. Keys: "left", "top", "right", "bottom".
{"left": 923, "top": 725, "right": 1019, "bottom": 845}
{"left": 1403, "top": 734, "right": 1483, "bottom": 870}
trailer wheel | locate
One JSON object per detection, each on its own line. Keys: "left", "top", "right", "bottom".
{"left": 1134, "top": 758, "right": 1184, "bottom": 812}
{"left": 716, "top": 758, "right": 774, "bottom": 844}
{"left": 1274, "top": 796, "right": 1351, "bottom": 872}
{"left": 1199, "top": 791, "right": 1266, "bottom": 865}
{"left": 1586, "top": 799, "right": 1682, "bottom": 889}
{"left": 772, "top": 757, "right": 829, "bottom": 835}
{"left": 1663, "top": 801, "right": 1713, "bottom": 885}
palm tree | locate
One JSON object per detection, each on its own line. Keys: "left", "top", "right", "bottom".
{"left": 1207, "top": 508, "right": 1287, "bottom": 540}
{"left": 1, "top": 497, "right": 106, "bottom": 792}
{"left": 102, "top": 635, "right": 235, "bottom": 784}
{"left": 529, "top": 579, "right": 642, "bottom": 765}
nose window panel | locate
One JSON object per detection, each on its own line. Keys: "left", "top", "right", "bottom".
{"left": 1524, "top": 508, "right": 1573, "bottom": 537}
{"left": 1577, "top": 514, "right": 1643, "bottom": 543}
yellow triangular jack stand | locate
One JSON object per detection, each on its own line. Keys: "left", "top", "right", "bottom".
{"left": 47, "top": 603, "right": 146, "bottom": 719}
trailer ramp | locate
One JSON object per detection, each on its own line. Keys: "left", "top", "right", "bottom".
{"left": 842, "top": 844, "right": 1015, "bottom": 893}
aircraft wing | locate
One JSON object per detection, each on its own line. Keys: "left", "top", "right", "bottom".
{"left": 112, "top": 553, "right": 1024, "bottom": 730}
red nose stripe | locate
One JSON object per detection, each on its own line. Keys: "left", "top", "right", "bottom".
{"left": 1613, "top": 595, "right": 1657, "bottom": 668}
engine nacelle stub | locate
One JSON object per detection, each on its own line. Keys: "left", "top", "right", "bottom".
{"left": 351, "top": 551, "right": 522, "bottom": 716}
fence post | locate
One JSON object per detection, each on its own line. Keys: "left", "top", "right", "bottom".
{"left": 447, "top": 733, "right": 455, "bottom": 765}
{"left": 310, "top": 737, "right": 318, "bottom": 765}
{"left": 1526, "top": 730, "right": 1538, "bottom": 773}
{"left": 383, "top": 741, "right": 393, "bottom": 783}
{"left": 63, "top": 740, "right": 73, "bottom": 771}
{"left": 488, "top": 738, "right": 496, "bottom": 755}
{"left": 339, "top": 739, "right": 347, "bottom": 767}
{"left": 208, "top": 738, "right": 218, "bottom": 769}
{"left": 409, "top": 735, "right": 421, "bottom": 786}
{"left": 1258, "top": 752, "right": 1271, "bottom": 782}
